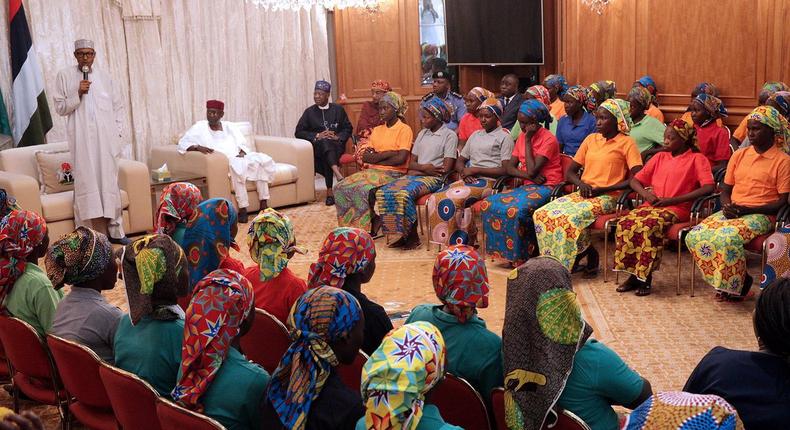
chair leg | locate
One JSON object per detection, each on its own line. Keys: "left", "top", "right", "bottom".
{"left": 603, "top": 221, "right": 611, "bottom": 283}
{"left": 59, "top": 401, "right": 70, "bottom": 430}
{"left": 11, "top": 380, "right": 19, "bottom": 413}
{"left": 761, "top": 239, "right": 768, "bottom": 281}
{"left": 676, "top": 234, "right": 682, "bottom": 295}
{"left": 690, "top": 253, "right": 696, "bottom": 297}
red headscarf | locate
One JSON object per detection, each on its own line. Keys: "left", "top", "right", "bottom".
{"left": 0, "top": 210, "right": 47, "bottom": 311}
{"left": 154, "top": 182, "right": 203, "bottom": 236}
{"left": 432, "top": 245, "right": 489, "bottom": 323}
{"left": 525, "top": 85, "right": 551, "bottom": 108}
{"left": 371, "top": 80, "right": 392, "bottom": 92}
{"left": 307, "top": 227, "right": 376, "bottom": 289}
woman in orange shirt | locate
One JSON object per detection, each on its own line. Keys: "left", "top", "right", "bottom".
{"left": 458, "top": 87, "right": 494, "bottom": 151}
{"left": 334, "top": 91, "right": 413, "bottom": 233}
{"left": 533, "top": 99, "right": 643, "bottom": 277}
{"left": 686, "top": 106, "right": 790, "bottom": 301}
{"left": 614, "top": 119, "right": 715, "bottom": 296}
{"left": 730, "top": 81, "right": 788, "bottom": 149}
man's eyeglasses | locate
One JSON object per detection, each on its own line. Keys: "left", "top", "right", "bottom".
{"left": 75, "top": 51, "right": 95, "bottom": 58}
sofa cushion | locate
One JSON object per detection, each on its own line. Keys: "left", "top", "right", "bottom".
{"left": 244, "top": 163, "right": 297, "bottom": 191}
{"left": 40, "top": 190, "right": 130, "bottom": 223}
{"left": 0, "top": 142, "right": 68, "bottom": 181}
{"left": 35, "top": 151, "right": 75, "bottom": 194}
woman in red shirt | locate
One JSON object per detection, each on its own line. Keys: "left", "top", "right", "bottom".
{"left": 458, "top": 87, "right": 494, "bottom": 151}
{"left": 614, "top": 119, "right": 715, "bottom": 296}
{"left": 689, "top": 93, "right": 731, "bottom": 172}
{"left": 480, "top": 99, "right": 563, "bottom": 265}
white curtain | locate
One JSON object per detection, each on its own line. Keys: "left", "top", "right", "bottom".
{"left": 0, "top": 0, "right": 330, "bottom": 161}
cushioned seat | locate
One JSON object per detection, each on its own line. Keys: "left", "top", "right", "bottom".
{"left": 243, "top": 163, "right": 298, "bottom": 191}
{"left": 667, "top": 221, "right": 691, "bottom": 239}
{"left": 339, "top": 153, "right": 355, "bottom": 164}
{"left": 745, "top": 234, "right": 770, "bottom": 252}
{"left": 40, "top": 190, "right": 130, "bottom": 223}
{"left": 592, "top": 212, "right": 622, "bottom": 230}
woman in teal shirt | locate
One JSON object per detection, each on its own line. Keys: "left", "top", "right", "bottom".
{"left": 114, "top": 234, "right": 190, "bottom": 397}
{"left": 154, "top": 182, "right": 203, "bottom": 245}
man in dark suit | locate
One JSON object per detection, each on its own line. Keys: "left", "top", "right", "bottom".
{"left": 498, "top": 74, "right": 522, "bottom": 130}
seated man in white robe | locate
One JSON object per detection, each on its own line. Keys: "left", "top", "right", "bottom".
{"left": 178, "top": 100, "right": 276, "bottom": 222}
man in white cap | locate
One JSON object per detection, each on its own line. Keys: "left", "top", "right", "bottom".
{"left": 53, "top": 39, "right": 130, "bottom": 244}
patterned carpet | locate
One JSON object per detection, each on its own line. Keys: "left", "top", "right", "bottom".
{"left": 6, "top": 182, "right": 762, "bottom": 428}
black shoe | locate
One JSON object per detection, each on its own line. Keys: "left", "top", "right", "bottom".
{"left": 108, "top": 236, "right": 131, "bottom": 246}
{"left": 238, "top": 208, "right": 249, "bottom": 223}
{"left": 325, "top": 196, "right": 335, "bottom": 206}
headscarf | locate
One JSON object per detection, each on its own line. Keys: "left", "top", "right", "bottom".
{"left": 694, "top": 94, "right": 728, "bottom": 124}
{"left": 502, "top": 257, "right": 593, "bottom": 430}
{"left": 0, "top": 211, "right": 47, "bottom": 309}
{"left": 371, "top": 80, "right": 392, "bottom": 92}
{"left": 360, "top": 322, "right": 446, "bottom": 430}
{"left": 0, "top": 190, "right": 20, "bottom": 220}
{"left": 543, "top": 74, "right": 568, "bottom": 97}
{"left": 247, "top": 208, "right": 305, "bottom": 282}
{"left": 382, "top": 91, "right": 408, "bottom": 121}
{"left": 563, "top": 85, "right": 588, "bottom": 109}
{"left": 525, "top": 85, "right": 551, "bottom": 107}
{"left": 692, "top": 82, "right": 719, "bottom": 97}
{"left": 767, "top": 91, "right": 790, "bottom": 118}
{"left": 667, "top": 118, "right": 698, "bottom": 150}
{"left": 307, "top": 227, "right": 376, "bottom": 290}
{"left": 759, "top": 81, "right": 789, "bottom": 101}
{"left": 479, "top": 97, "right": 503, "bottom": 119}
{"left": 171, "top": 269, "right": 255, "bottom": 411}
{"left": 120, "top": 234, "right": 188, "bottom": 324}
{"left": 420, "top": 96, "right": 452, "bottom": 123}
{"left": 628, "top": 86, "right": 653, "bottom": 111}
{"left": 599, "top": 98, "right": 634, "bottom": 134}
{"left": 586, "top": 81, "right": 617, "bottom": 113}
{"left": 268, "top": 286, "right": 362, "bottom": 430}
{"left": 747, "top": 105, "right": 790, "bottom": 153}
{"left": 45, "top": 226, "right": 111, "bottom": 290}
{"left": 468, "top": 87, "right": 495, "bottom": 104}
{"left": 432, "top": 245, "right": 489, "bottom": 323}
{"left": 181, "top": 198, "right": 238, "bottom": 289}
{"left": 154, "top": 182, "right": 202, "bottom": 236}
{"left": 624, "top": 392, "right": 743, "bottom": 430}
{"left": 518, "top": 99, "right": 553, "bottom": 130}
{"left": 634, "top": 75, "right": 658, "bottom": 105}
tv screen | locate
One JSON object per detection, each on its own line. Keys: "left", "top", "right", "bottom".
{"left": 443, "top": 0, "right": 544, "bottom": 65}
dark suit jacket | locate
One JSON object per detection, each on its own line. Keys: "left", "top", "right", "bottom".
{"left": 499, "top": 93, "right": 523, "bottom": 131}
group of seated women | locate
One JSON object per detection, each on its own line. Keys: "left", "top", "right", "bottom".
{"left": 331, "top": 73, "right": 790, "bottom": 300}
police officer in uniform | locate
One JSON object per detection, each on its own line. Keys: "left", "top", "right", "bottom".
{"left": 422, "top": 69, "right": 466, "bottom": 131}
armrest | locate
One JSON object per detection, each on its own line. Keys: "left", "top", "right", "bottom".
{"left": 118, "top": 159, "right": 153, "bottom": 234}
{"left": 493, "top": 175, "right": 513, "bottom": 192}
{"left": 149, "top": 146, "right": 233, "bottom": 202}
{"left": 616, "top": 189, "right": 638, "bottom": 211}
{"left": 550, "top": 182, "right": 571, "bottom": 200}
{"left": 0, "top": 171, "right": 42, "bottom": 215}
{"left": 690, "top": 193, "right": 720, "bottom": 224}
{"left": 713, "top": 167, "right": 727, "bottom": 184}
{"left": 776, "top": 204, "right": 790, "bottom": 225}
{"left": 254, "top": 136, "right": 315, "bottom": 204}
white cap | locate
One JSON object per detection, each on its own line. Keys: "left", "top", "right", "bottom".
{"left": 74, "top": 39, "right": 94, "bottom": 50}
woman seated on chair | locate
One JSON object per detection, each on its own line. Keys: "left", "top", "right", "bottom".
{"left": 308, "top": 227, "right": 392, "bottom": 355}
{"left": 220, "top": 208, "right": 306, "bottom": 324}
{"left": 585, "top": 80, "right": 616, "bottom": 113}
{"left": 509, "top": 85, "right": 558, "bottom": 140}
{"left": 374, "top": 96, "right": 457, "bottom": 250}
{"left": 406, "top": 245, "right": 503, "bottom": 401}
{"left": 335, "top": 91, "right": 413, "bottom": 235}
{"left": 357, "top": 322, "right": 461, "bottom": 430}
{"left": 427, "top": 97, "right": 514, "bottom": 247}
{"left": 689, "top": 93, "right": 731, "bottom": 172}
{"left": 556, "top": 85, "right": 596, "bottom": 157}
{"left": 153, "top": 182, "right": 202, "bottom": 244}
{"left": 739, "top": 90, "right": 790, "bottom": 150}
{"left": 731, "top": 81, "right": 788, "bottom": 150}
{"left": 624, "top": 392, "right": 742, "bottom": 429}
{"left": 633, "top": 75, "right": 664, "bottom": 123}
{"left": 627, "top": 86, "right": 666, "bottom": 160}
{"left": 613, "top": 119, "right": 715, "bottom": 297}
{"left": 261, "top": 286, "right": 366, "bottom": 430}
{"left": 481, "top": 99, "right": 563, "bottom": 265}
{"left": 503, "top": 258, "right": 652, "bottom": 430}
{"left": 543, "top": 74, "right": 569, "bottom": 119}
{"left": 0, "top": 210, "right": 61, "bottom": 335}
{"left": 458, "top": 87, "right": 494, "bottom": 152}
{"left": 171, "top": 269, "right": 269, "bottom": 430}
{"left": 685, "top": 106, "right": 790, "bottom": 301}
{"left": 48, "top": 227, "right": 123, "bottom": 363}
{"left": 114, "top": 234, "right": 189, "bottom": 397}
{"left": 533, "top": 99, "right": 643, "bottom": 277}
{"left": 762, "top": 194, "right": 790, "bottom": 289}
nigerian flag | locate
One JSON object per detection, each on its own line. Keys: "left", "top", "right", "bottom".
{"left": 0, "top": 89, "right": 10, "bottom": 137}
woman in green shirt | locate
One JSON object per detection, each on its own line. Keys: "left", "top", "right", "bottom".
{"left": 628, "top": 86, "right": 667, "bottom": 160}
{"left": 0, "top": 210, "right": 61, "bottom": 335}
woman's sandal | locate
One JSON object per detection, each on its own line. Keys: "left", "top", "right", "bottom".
{"left": 635, "top": 284, "right": 652, "bottom": 296}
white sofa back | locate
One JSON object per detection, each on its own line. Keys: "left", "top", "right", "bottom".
{"left": 0, "top": 142, "right": 68, "bottom": 185}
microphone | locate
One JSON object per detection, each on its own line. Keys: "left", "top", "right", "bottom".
{"left": 81, "top": 65, "right": 89, "bottom": 81}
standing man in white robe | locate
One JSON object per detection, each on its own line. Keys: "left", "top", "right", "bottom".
{"left": 178, "top": 100, "right": 276, "bottom": 223}
{"left": 53, "top": 39, "right": 129, "bottom": 245}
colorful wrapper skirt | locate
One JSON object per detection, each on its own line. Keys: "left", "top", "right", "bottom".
{"left": 761, "top": 222, "right": 790, "bottom": 288}
{"left": 427, "top": 178, "right": 496, "bottom": 246}
{"left": 613, "top": 206, "right": 678, "bottom": 281}
{"left": 374, "top": 175, "right": 444, "bottom": 238}
{"left": 533, "top": 192, "right": 616, "bottom": 271}
{"left": 480, "top": 184, "right": 552, "bottom": 262}
{"left": 334, "top": 168, "right": 402, "bottom": 231}
{"left": 685, "top": 211, "right": 771, "bottom": 295}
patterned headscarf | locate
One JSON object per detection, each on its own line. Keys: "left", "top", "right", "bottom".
{"left": 371, "top": 80, "right": 392, "bottom": 92}
{"left": 599, "top": 98, "right": 634, "bottom": 134}
{"left": 694, "top": 94, "right": 728, "bottom": 122}
{"left": 563, "top": 85, "right": 588, "bottom": 108}
{"left": 45, "top": 226, "right": 111, "bottom": 290}
{"left": 634, "top": 76, "right": 658, "bottom": 105}
{"left": 468, "top": 87, "right": 495, "bottom": 104}
{"left": 667, "top": 118, "right": 699, "bottom": 150}
{"left": 590, "top": 80, "right": 616, "bottom": 99}
{"left": 154, "top": 182, "right": 202, "bottom": 236}
{"left": 432, "top": 245, "right": 489, "bottom": 323}
{"left": 120, "top": 234, "right": 188, "bottom": 324}
{"left": 181, "top": 198, "right": 238, "bottom": 289}
{"left": 361, "top": 322, "right": 446, "bottom": 430}
{"left": 692, "top": 82, "right": 719, "bottom": 97}
{"left": 759, "top": 81, "right": 789, "bottom": 102}
{"left": 628, "top": 86, "right": 653, "bottom": 111}
{"left": 0, "top": 211, "right": 47, "bottom": 309}
{"left": 503, "top": 257, "right": 593, "bottom": 430}
{"left": 747, "top": 105, "right": 790, "bottom": 152}
{"left": 268, "top": 286, "right": 363, "bottom": 430}
{"left": 421, "top": 96, "right": 452, "bottom": 123}
{"left": 247, "top": 208, "right": 305, "bottom": 282}
{"left": 172, "top": 269, "right": 255, "bottom": 411}
{"left": 0, "top": 190, "right": 20, "bottom": 220}
{"left": 519, "top": 99, "right": 553, "bottom": 130}
{"left": 382, "top": 91, "right": 408, "bottom": 121}
{"left": 543, "top": 74, "right": 569, "bottom": 97}
{"left": 308, "top": 227, "right": 376, "bottom": 290}
{"left": 479, "top": 97, "right": 503, "bottom": 119}
{"left": 525, "top": 85, "right": 551, "bottom": 108}
{"left": 624, "top": 392, "right": 743, "bottom": 430}
{"left": 767, "top": 91, "right": 790, "bottom": 118}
